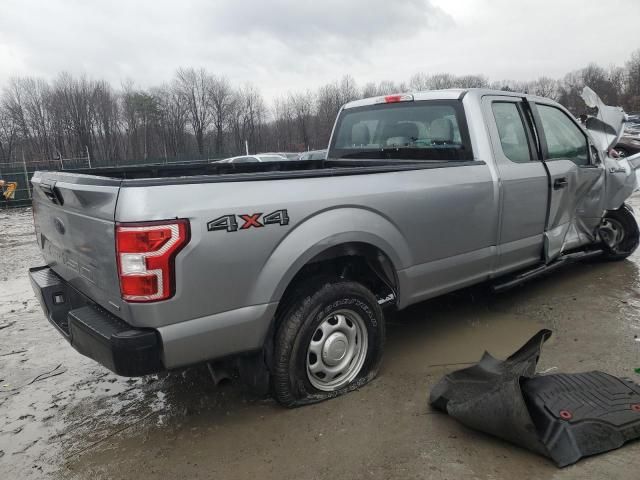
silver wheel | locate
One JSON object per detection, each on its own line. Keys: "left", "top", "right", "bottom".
{"left": 306, "top": 309, "right": 369, "bottom": 391}
{"left": 600, "top": 218, "right": 626, "bottom": 252}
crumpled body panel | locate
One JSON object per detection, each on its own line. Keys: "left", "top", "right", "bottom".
{"left": 581, "top": 87, "right": 640, "bottom": 211}
{"left": 607, "top": 152, "right": 640, "bottom": 210}
{"left": 582, "top": 86, "right": 626, "bottom": 153}
{"left": 545, "top": 89, "right": 640, "bottom": 260}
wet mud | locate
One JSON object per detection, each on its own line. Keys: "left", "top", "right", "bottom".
{"left": 1, "top": 199, "right": 640, "bottom": 479}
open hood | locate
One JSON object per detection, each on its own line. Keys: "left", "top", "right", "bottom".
{"left": 581, "top": 87, "right": 626, "bottom": 153}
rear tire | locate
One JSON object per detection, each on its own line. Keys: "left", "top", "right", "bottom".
{"left": 272, "top": 279, "right": 385, "bottom": 407}
{"left": 600, "top": 204, "right": 639, "bottom": 261}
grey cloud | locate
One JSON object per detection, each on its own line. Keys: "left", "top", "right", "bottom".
{"left": 0, "top": 0, "right": 450, "bottom": 89}
{"left": 198, "top": 0, "right": 453, "bottom": 44}
{"left": 0, "top": 0, "right": 639, "bottom": 99}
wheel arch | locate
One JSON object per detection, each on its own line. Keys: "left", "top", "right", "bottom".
{"left": 248, "top": 207, "right": 412, "bottom": 308}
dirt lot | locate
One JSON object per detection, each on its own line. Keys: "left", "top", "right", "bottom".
{"left": 1, "top": 199, "right": 640, "bottom": 480}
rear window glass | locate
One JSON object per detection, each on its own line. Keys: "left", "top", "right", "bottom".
{"left": 492, "top": 102, "right": 532, "bottom": 163}
{"left": 329, "top": 100, "right": 472, "bottom": 161}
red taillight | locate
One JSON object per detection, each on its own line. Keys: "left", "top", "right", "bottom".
{"left": 116, "top": 220, "right": 190, "bottom": 302}
{"left": 118, "top": 228, "right": 173, "bottom": 253}
{"left": 120, "top": 274, "right": 159, "bottom": 297}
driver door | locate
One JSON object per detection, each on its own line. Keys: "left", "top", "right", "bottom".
{"left": 530, "top": 101, "right": 605, "bottom": 261}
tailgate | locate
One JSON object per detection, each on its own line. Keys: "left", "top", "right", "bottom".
{"left": 31, "top": 171, "right": 124, "bottom": 316}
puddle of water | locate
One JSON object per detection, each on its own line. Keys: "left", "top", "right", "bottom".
{"left": 2, "top": 198, "right": 640, "bottom": 479}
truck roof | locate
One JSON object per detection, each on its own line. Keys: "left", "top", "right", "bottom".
{"left": 342, "top": 88, "right": 550, "bottom": 110}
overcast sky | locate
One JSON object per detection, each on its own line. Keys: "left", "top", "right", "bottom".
{"left": 1, "top": 0, "right": 639, "bottom": 100}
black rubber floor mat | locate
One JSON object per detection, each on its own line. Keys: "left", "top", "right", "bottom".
{"left": 523, "top": 372, "right": 640, "bottom": 466}
{"left": 429, "top": 329, "right": 640, "bottom": 467}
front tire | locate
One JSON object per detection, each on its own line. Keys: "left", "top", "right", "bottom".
{"left": 272, "top": 280, "right": 385, "bottom": 407}
{"left": 600, "top": 204, "right": 639, "bottom": 261}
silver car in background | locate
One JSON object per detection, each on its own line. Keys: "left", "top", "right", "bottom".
{"left": 216, "top": 154, "right": 288, "bottom": 163}
{"left": 298, "top": 149, "right": 327, "bottom": 160}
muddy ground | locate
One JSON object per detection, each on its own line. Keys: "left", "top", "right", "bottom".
{"left": 1, "top": 199, "right": 640, "bottom": 480}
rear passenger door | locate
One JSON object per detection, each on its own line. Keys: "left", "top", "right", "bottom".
{"left": 483, "top": 96, "right": 548, "bottom": 274}
{"left": 531, "top": 101, "right": 605, "bottom": 261}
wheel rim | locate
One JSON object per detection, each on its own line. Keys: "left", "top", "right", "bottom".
{"left": 600, "top": 218, "right": 626, "bottom": 252}
{"left": 306, "top": 309, "right": 368, "bottom": 391}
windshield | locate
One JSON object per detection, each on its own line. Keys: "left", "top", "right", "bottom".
{"left": 329, "top": 100, "right": 472, "bottom": 161}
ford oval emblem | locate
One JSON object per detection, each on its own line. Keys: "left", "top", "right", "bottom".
{"left": 54, "top": 217, "right": 66, "bottom": 235}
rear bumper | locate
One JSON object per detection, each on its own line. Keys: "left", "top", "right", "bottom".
{"left": 29, "top": 266, "right": 164, "bottom": 376}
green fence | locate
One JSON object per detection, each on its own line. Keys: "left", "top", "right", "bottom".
{"left": 0, "top": 157, "right": 91, "bottom": 209}
{"left": 0, "top": 154, "right": 226, "bottom": 209}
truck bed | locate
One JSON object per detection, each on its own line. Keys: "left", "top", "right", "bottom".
{"left": 69, "top": 158, "right": 480, "bottom": 186}
{"left": 75, "top": 159, "right": 327, "bottom": 179}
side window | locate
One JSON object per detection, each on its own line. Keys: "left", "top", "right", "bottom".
{"left": 536, "top": 104, "right": 589, "bottom": 166}
{"left": 491, "top": 102, "right": 532, "bottom": 163}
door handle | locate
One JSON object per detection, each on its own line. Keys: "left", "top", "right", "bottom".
{"left": 553, "top": 177, "right": 568, "bottom": 190}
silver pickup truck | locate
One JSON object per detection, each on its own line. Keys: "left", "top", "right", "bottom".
{"left": 29, "top": 88, "right": 640, "bottom": 406}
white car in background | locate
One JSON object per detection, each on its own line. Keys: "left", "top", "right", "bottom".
{"left": 298, "top": 149, "right": 328, "bottom": 160}
{"left": 261, "top": 152, "right": 301, "bottom": 160}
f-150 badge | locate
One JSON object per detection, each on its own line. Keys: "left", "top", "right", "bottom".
{"left": 207, "top": 209, "right": 289, "bottom": 232}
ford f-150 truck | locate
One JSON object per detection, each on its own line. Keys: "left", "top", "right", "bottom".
{"left": 29, "top": 88, "right": 640, "bottom": 406}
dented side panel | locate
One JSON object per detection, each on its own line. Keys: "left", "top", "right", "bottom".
{"left": 533, "top": 89, "right": 640, "bottom": 261}
{"left": 542, "top": 160, "right": 605, "bottom": 261}
{"left": 605, "top": 153, "right": 640, "bottom": 210}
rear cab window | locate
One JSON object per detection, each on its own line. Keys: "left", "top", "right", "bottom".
{"left": 491, "top": 102, "right": 534, "bottom": 163}
{"left": 329, "top": 100, "right": 473, "bottom": 161}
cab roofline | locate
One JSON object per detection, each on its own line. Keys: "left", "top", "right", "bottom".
{"left": 342, "top": 88, "right": 547, "bottom": 110}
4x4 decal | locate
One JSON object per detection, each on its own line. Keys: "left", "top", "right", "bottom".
{"left": 207, "top": 209, "right": 289, "bottom": 232}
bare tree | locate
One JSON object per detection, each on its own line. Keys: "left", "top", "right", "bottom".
{"left": 229, "top": 85, "right": 267, "bottom": 154}
{"left": 175, "top": 67, "right": 212, "bottom": 156}
{"left": 121, "top": 82, "right": 159, "bottom": 160}
{"left": 625, "top": 49, "right": 640, "bottom": 110}
{"left": 409, "top": 73, "right": 430, "bottom": 91}
{"left": 153, "top": 83, "right": 188, "bottom": 158}
{"left": 92, "top": 80, "right": 120, "bottom": 164}
{"left": 455, "top": 75, "right": 489, "bottom": 89}
{"left": 3, "top": 77, "right": 34, "bottom": 153}
{"left": 3, "top": 49, "right": 640, "bottom": 167}
{"left": 290, "top": 91, "right": 314, "bottom": 149}
{"left": 361, "top": 82, "right": 379, "bottom": 98}
{"left": 315, "top": 83, "right": 341, "bottom": 146}
{"left": 0, "top": 105, "right": 18, "bottom": 161}
{"left": 530, "top": 77, "right": 559, "bottom": 100}
{"left": 209, "top": 76, "right": 234, "bottom": 156}
{"left": 376, "top": 80, "right": 399, "bottom": 95}
{"left": 51, "top": 73, "right": 97, "bottom": 160}
{"left": 429, "top": 73, "right": 457, "bottom": 89}
{"left": 337, "top": 75, "right": 359, "bottom": 105}
{"left": 271, "top": 95, "right": 296, "bottom": 152}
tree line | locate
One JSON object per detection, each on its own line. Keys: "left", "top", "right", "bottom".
{"left": 1, "top": 49, "right": 639, "bottom": 167}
